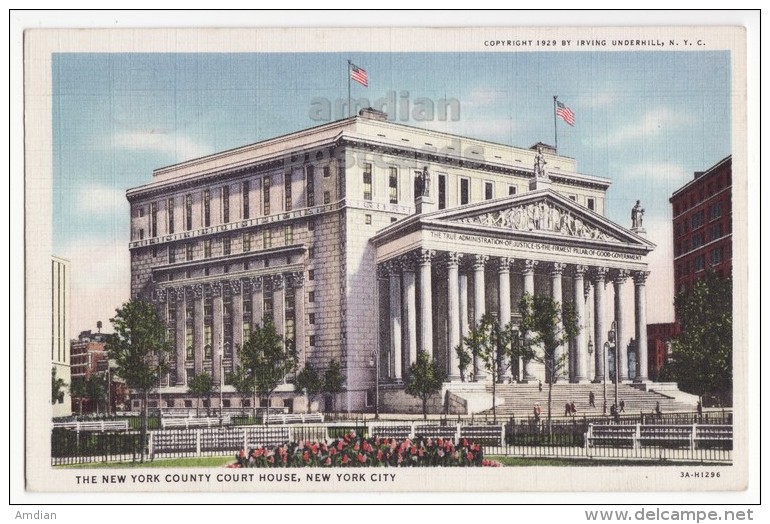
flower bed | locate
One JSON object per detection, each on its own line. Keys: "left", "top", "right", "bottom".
{"left": 229, "top": 430, "right": 501, "bottom": 468}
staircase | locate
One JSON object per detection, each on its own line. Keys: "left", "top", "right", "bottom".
{"left": 480, "top": 383, "right": 698, "bottom": 418}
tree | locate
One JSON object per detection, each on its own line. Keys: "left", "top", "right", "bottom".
{"left": 295, "top": 363, "right": 323, "bottom": 413}
{"left": 51, "top": 367, "right": 66, "bottom": 406}
{"left": 229, "top": 366, "right": 255, "bottom": 417}
{"left": 70, "top": 375, "right": 107, "bottom": 415}
{"left": 107, "top": 299, "right": 171, "bottom": 462}
{"left": 322, "top": 359, "right": 345, "bottom": 413}
{"left": 659, "top": 273, "right": 732, "bottom": 405}
{"left": 454, "top": 341, "right": 472, "bottom": 383}
{"left": 187, "top": 371, "right": 215, "bottom": 417}
{"left": 456, "top": 312, "right": 528, "bottom": 423}
{"left": 518, "top": 292, "right": 580, "bottom": 435}
{"left": 405, "top": 350, "right": 445, "bottom": 420}
{"left": 235, "top": 319, "right": 297, "bottom": 425}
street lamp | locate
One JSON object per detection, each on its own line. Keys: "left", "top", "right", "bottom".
{"left": 608, "top": 320, "right": 618, "bottom": 409}
{"left": 218, "top": 344, "right": 224, "bottom": 420}
{"left": 370, "top": 350, "right": 380, "bottom": 420}
{"left": 603, "top": 341, "right": 609, "bottom": 415}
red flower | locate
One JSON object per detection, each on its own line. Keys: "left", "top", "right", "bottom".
{"left": 437, "top": 438, "right": 444, "bottom": 447}
{"left": 463, "top": 439, "right": 469, "bottom": 447}
{"left": 410, "top": 445, "right": 417, "bottom": 456}
{"left": 353, "top": 441, "right": 360, "bottom": 451}
{"left": 377, "top": 450, "right": 383, "bottom": 461}
{"left": 418, "top": 448, "right": 424, "bottom": 457}
{"left": 239, "top": 449, "right": 246, "bottom": 458}
{"left": 311, "top": 444, "right": 319, "bottom": 455}
{"left": 329, "top": 447, "right": 337, "bottom": 456}
{"left": 342, "top": 454, "right": 349, "bottom": 465}
{"left": 303, "top": 451, "right": 309, "bottom": 462}
{"left": 337, "top": 441, "right": 345, "bottom": 451}
{"left": 466, "top": 452, "right": 474, "bottom": 461}
{"left": 283, "top": 455, "right": 288, "bottom": 464}
{"left": 268, "top": 456, "right": 275, "bottom": 463}
{"left": 357, "top": 454, "right": 366, "bottom": 464}
{"left": 324, "top": 457, "right": 331, "bottom": 466}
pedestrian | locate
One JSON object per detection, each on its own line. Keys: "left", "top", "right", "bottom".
{"left": 588, "top": 391, "right": 596, "bottom": 408}
{"left": 655, "top": 401, "right": 662, "bottom": 419}
{"left": 619, "top": 399, "right": 625, "bottom": 413}
{"left": 564, "top": 402, "right": 571, "bottom": 417}
{"left": 570, "top": 401, "right": 577, "bottom": 416}
{"left": 533, "top": 402, "right": 541, "bottom": 422}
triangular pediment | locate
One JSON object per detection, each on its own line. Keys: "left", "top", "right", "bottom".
{"left": 424, "top": 190, "right": 654, "bottom": 248}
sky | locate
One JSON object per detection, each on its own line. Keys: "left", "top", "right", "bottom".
{"left": 52, "top": 51, "right": 732, "bottom": 333}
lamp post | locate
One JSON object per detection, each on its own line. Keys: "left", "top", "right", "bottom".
{"left": 218, "top": 344, "right": 224, "bottom": 419}
{"left": 608, "top": 320, "right": 618, "bottom": 409}
{"left": 602, "top": 341, "right": 609, "bottom": 415}
{"left": 370, "top": 350, "right": 380, "bottom": 420}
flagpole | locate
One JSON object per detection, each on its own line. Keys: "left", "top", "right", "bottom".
{"left": 348, "top": 60, "right": 352, "bottom": 118}
{"left": 553, "top": 95, "right": 558, "bottom": 153}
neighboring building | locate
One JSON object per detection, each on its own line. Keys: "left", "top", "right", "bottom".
{"left": 646, "top": 322, "right": 681, "bottom": 381}
{"left": 70, "top": 329, "right": 109, "bottom": 381}
{"left": 126, "top": 109, "right": 655, "bottom": 413}
{"left": 51, "top": 255, "right": 71, "bottom": 417}
{"left": 670, "top": 156, "right": 732, "bottom": 295}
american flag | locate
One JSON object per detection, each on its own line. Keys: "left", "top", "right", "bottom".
{"left": 350, "top": 64, "right": 368, "bottom": 87}
{"left": 555, "top": 100, "right": 575, "bottom": 126}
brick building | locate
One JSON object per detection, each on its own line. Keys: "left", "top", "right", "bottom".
{"left": 670, "top": 156, "right": 732, "bottom": 295}
{"left": 70, "top": 329, "right": 109, "bottom": 381}
{"left": 127, "top": 109, "right": 655, "bottom": 413}
{"left": 646, "top": 322, "right": 681, "bottom": 381}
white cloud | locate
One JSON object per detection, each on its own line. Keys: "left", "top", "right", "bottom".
{"left": 113, "top": 131, "right": 212, "bottom": 162}
{"left": 77, "top": 185, "right": 129, "bottom": 216}
{"left": 59, "top": 234, "right": 131, "bottom": 334}
{"left": 603, "top": 108, "right": 691, "bottom": 148}
{"left": 622, "top": 161, "right": 691, "bottom": 184}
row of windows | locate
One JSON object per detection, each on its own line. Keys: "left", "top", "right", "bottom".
{"left": 674, "top": 221, "right": 731, "bottom": 257}
{"left": 161, "top": 225, "right": 297, "bottom": 263}
{"left": 675, "top": 245, "right": 731, "bottom": 279}
{"left": 674, "top": 202, "right": 726, "bottom": 238}
{"left": 672, "top": 168, "right": 731, "bottom": 217}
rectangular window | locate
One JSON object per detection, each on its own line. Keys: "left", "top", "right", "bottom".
{"left": 204, "top": 325, "right": 212, "bottom": 359}
{"left": 508, "top": 185, "right": 517, "bottom": 196}
{"left": 168, "top": 246, "right": 176, "bottom": 264}
{"left": 309, "top": 313, "right": 315, "bottom": 325}
{"left": 587, "top": 198, "right": 596, "bottom": 211}
{"left": 308, "top": 291, "right": 315, "bottom": 302}
{"left": 694, "top": 254, "right": 705, "bottom": 272}
{"left": 243, "top": 232, "right": 251, "bottom": 252}
{"left": 222, "top": 185, "right": 230, "bottom": 223}
{"left": 186, "top": 243, "right": 194, "bottom": 261}
{"left": 365, "top": 214, "right": 372, "bottom": 225}
{"left": 308, "top": 246, "right": 315, "bottom": 260}
{"left": 203, "top": 189, "right": 211, "bottom": 227}
{"left": 709, "top": 223, "right": 723, "bottom": 242}
{"left": 242, "top": 181, "right": 250, "bottom": 220}
{"left": 284, "top": 171, "right": 292, "bottom": 211}
{"left": 484, "top": 181, "right": 493, "bottom": 200}
{"left": 709, "top": 202, "right": 723, "bottom": 221}
{"left": 692, "top": 210, "right": 705, "bottom": 229}
{"left": 308, "top": 269, "right": 314, "bottom": 281}
{"left": 167, "top": 198, "right": 175, "bottom": 234}
{"left": 185, "top": 194, "right": 193, "bottom": 231}
{"left": 223, "top": 237, "right": 231, "bottom": 256}
{"left": 306, "top": 165, "right": 315, "bottom": 207}
{"left": 204, "top": 239, "right": 212, "bottom": 258}
{"left": 308, "top": 218, "right": 315, "bottom": 232}
{"left": 150, "top": 202, "right": 158, "bottom": 237}
{"left": 438, "top": 174, "right": 446, "bottom": 209}
{"left": 459, "top": 177, "right": 470, "bottom": 205}
{"left": 139, "top": 228, "right": 145, "bottom": 240}
{"left": 263, "top": 229, "right": 272, "bottom": 249}
{"left": 569, "top": 195, "right": 577, "bottom": 202}
{"left": 185, "top": 326, "right": 193, "bottom": 360}
{"left": 138, "top": 206, "right": 144, "bottom": 218}
{"left": 363, "top": 163, "right": 373, "bottom": 200}
{"left": 263, "top": 176, "right": 271, "bottom": 216}
{"left": 323, "top": 191, "right": 331, "bottom": 205}
{"left": 309, "top": 335, "right": 316, "bottom": 346}
{"left": 285, "top": 224, "right": 293, "bottom": 244}
{"left": 323, "top": 165, "right": 331, "bottom": 178}
{"left": 710, "top": 248, "right": 723, "bottom": 266}
{"left": 338, "top": 163, "right": 346, "bottom": 198}
{"left": 389, "top": 167, "right": 398, "bottom": 204}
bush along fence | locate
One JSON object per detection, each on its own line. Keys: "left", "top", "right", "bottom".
{"left": 230, "top": 431, "right": 500, "bottom": 468}
{"left": 51, "top": 418, "right": 734, "bottom": 466}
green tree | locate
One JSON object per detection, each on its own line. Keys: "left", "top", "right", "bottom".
{"left": 659, "top": 273, "right": 732, "bottom": 405}
{"left": 405, "top": 350, "right": 445, "bottom": 420}
{"left": 322, "top": 359, "right": 345, "bottom": 413}
{"left": 229, "top": 366, "right": 255, "bottom": 417}
{"left": 518, "top": 292, "right": 580, "bottom": 435}
{"left": 51, "top": 367, "right": 66, "bottom": 406}
{"left": 107, "top": 299, "right": 171, "bottom": 462}
{"left": 454, "top": 341, "right": 472, "bottom": 383}
{"left": 70, "top": 375, "right": 107, "bottom": 415}
{"left": 235, "top": 319, "right": 297, "bottom": 425}
{"left": 187, "top": 371, "right": 215, "bottom": 417}
{"left": 295, "top": 362, "right": 323, "bottom": 413}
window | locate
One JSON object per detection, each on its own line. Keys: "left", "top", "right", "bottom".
{"left": 263, "top": 229, "right": 272, "bottom": 249}
{"left": 308, "top": 246, "right": 315, "bottom": 260}
{"left": 139, "top": 228, "right": 145, "bottom": 240}
{"left": 203, "top": 189, "right": 211, "bottom": 227}
{"left": 691, "top": 210, "right": 705, "bottom": 229}
{"left": 308, "top": 218, "right": 315, "bottom": 232}
{"left": 309, "top": 335, "right": 316, "bottom": 346}
{"left": 391, "top": 217, "right": 397, "bottom": 223}
{"left": 204, "top": 325, "right": 212, "bottom": 359}
{"left": 204, "top": 239, "right": 212, "bottom": 258}
{"left": 263, "top": 176, "right": 271, "bottom": 215}
{"left": 284, "top": 171, "right": 292, "bottom": 211}
{"left": 323, "top": 166, "right": 331, "bottom": 178}
{"left": 438, "top": 174, "right": 446, "bottom": 209}
{"left": 365, "top": 214, "right": 372, "bottom": 225}
{"left": 243, "top": 232, "right": 251, "bottom": 252}
{"left": 324, "top": 191, "right": 331, "bottom": 205}
{"left": 692, "top": 232, "right": 705, "bottom": 250}
{"left": 587, "top": 198, "right": 596, "bottom": 211}
{"left": 138, "top": 206, "right": 144, "bottom": 218}
{"left": 569, "top": 195, "right": 577, "bottom": 202}
{"left": 308, "top": 269, "right": 314, "bottom": 281}
{"left": 363, "top": 163, "right": 373, "bottom": 200}
{"left": 167, "top": 198, "right": 175, "bottom": 234}
{"left": 185, "top": 194, "right": 193, "bottom": 231}
{"left": 185, "top": 327, "right": 193, "bottom": 360}
{"left": 388, "top": 167, "right": 398, "bottom": 204}
{"left": 709, "top": 223, "right": 723, "bottom": 242}
{"left": 306, "top": 165, "right": 315, "bottom": 207}
{"left": 150, "top": 202, "right": 158, "bottom": 237}
{"left": 152, "top": 247, "right": 157, "bottom": 258}
{"left": 309, "top": 313, "right": 315, "bottom": 325}
{"left": 285, "top": 224, "right": 293, "bottom": 244}
{"left": 459, "top": 177, "right": 470, "bottom": 205}
{"left": 222, "top": 185, "right": 230, "bottom": 223}
{"left": 694, "top": 254, "right": 705, "bottom": 273}
{"left": 168, "top": 246, "right": 176, "bottom": 264}
{"left": 242, "top": 181, "right": 250, "bottom": 220}
{"left": 710, "top": 248, "right": 723, "bottom": 266}
{"left": 508, "top": 185, "right": 517, "bottom": 196}
{"left": 223, "top": 237, "right": 231, "bottom": 256}
{"left": 484, "top": 181, "right": 493, "bottom": 200}
{"left": 186, "top": 243, "right": 194, "bottom": 261}
{"left": 709, "top": 202, "right": 723, "bottom": 221}
{"left": 308, "top": 291, "right": 315, "bottom": 302}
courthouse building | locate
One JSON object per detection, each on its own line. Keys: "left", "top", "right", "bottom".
{"left": 126, "top": 109, "right": 655, "bottom": 413}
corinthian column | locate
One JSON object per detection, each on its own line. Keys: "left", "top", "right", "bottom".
{"left": 401, "top": 257, "right": 417, "bottom": 369}
{"left": 550, "top": 262, "right": 566, "bottom": 382}
{"left": 497, "top": 257, "right": 513, "bottom": 382}
{"left": 386, "top": 262, "right": 403, "bottom": 381}
{"left": 634, "top": 271, "right": 650, "bottom": 382}
{"left": 174, "top": 288, "right": 186, "bottom": 385}
{"left": 613, "top": 270, "right": 630, "bottom": 382}
{"left": 447, "top": 252, "right": 462, "bottom": 381}
{"left": 272, "top": 274, "right": 286, "bottom": 344}
{"left": 229, "top": 280, "right": 243, "bottom": 370}
{"left": 592, "top": 268, "right": 608, "bottom": 383}
{"left": 418, "top": 249, "right": 435, "bottom": 358}
{"left": 250, "top": 276, "right": 263, "bottom": 328}
{"left": 472, "top": 255, "right": 488, "bottom": 381}
{"left": 211, "top": 281, "right": 224, "bottom": 386}
{"left": 521, "top": 259, "right": 537, "bottom": 382}
{"left": 572, "top": 265, "right": 589, "bottom": 383}
{"left": 192, "top": 284, "right": 204, "bottom": 376}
